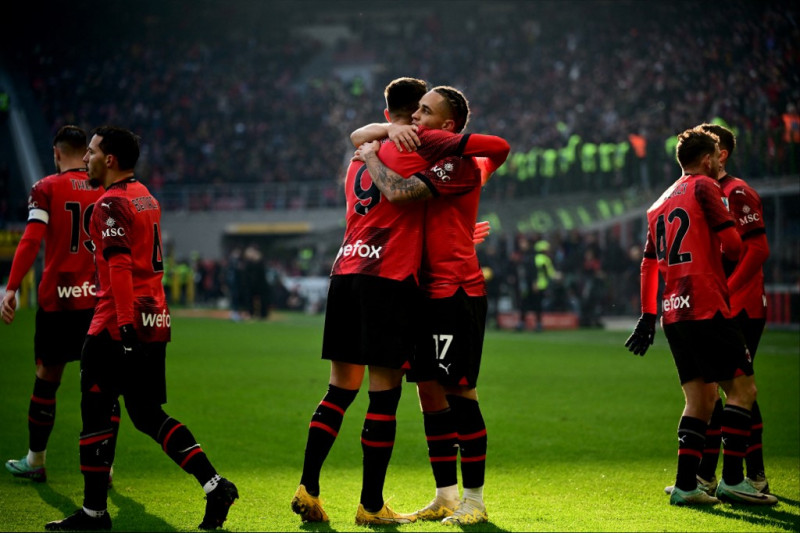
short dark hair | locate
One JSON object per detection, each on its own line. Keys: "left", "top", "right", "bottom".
{"left": 676, "top": 126, "right": 719, "bottom": 168}
{"left": 432, "top": 86, "right": 470, "bottom": 133}
{"left": 698, "top": 123, "right": 736, "bottom": 157}
{"left": 384, "top": 77, "right": 427, "bottom": 118}
{"left": 91, "top": 126, "right": 140, "bottom": 171}
{"left": 53, "top": 125, "right": 87, "bottom": 155}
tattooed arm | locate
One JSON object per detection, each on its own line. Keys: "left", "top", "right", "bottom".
{"left": 355, "top": 141, "right": 433, "bottom": 204}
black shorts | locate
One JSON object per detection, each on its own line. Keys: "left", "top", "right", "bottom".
{"left": 733, "top": 310, "right": 766, "bottom": 359}
{"left": 81, "top": 330, "right": 167, "bottom": 405}
{"left": 35, "top": 308, "right": 94, "bottom": 366}
{"left": 663, "top": 313, "right": 754, "bottom": 385}
{"left": 322, "top": 274, "right": 420, "bottom": 369}
{"left": 407, "top": 288, "right": 487, "bottom": 389}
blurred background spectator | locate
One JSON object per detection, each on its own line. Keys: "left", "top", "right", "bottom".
{"left": 1, "top": 0, "right": 797, "bottom": 325}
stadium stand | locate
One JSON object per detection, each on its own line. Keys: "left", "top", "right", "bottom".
{"left": 1, "top": 0, "right": 797, "bottom": 326}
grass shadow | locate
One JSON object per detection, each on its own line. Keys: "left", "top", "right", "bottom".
{"left": 692, "top": 502, "right": 800, "bottom": 532}
{"left": 299, "top": 521, "right": 341, "bottom": 532}
{"left": 444, "top": 522, "right": 510, "bottom": 532}
{"left": 109, "top": 489, "right": 178, "bottom": 532}
{"left": 32, "top": 482, "right": 81, "bottom": 522}
{"left": 776, "top": 494, "right": 800, "bottom": 506}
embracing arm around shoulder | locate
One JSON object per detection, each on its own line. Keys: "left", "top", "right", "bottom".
{"left": 356, "top": 141, "right": 431, "bottom": 204}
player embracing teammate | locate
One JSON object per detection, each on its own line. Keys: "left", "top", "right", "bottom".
{"left": 292, "top": 78, "right": 509, "bottom": 526}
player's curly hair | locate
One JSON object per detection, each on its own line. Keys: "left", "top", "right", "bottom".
{"left": 91, "top": 125, "right": 141, "bottom": 171}
{"left": 698, "top": 123, "right": 736, "bottom": 157}
{"left": 676, "top": 126, "right": 719, "bottom": 168}
{"left": 53, "top": 125, "right": 87, "bottom": 155}
{"left": 432, "top": 85, "right": 470, "bottom": 133}
{"left": 384, "top": 77, "right": 427, "bottom": 119}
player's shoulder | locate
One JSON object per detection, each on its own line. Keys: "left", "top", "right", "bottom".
{"left": 694, "top": 173, "right": 721, "bottom": 187}
{"left": 723, "top": 174, "right": 761, "bottom": 199}
{"left": 34, "top": 170, "right": 97, "bottom": 193}
{"left": 95, "top": 187, "right": 130, "bottom": 213}
{"left": 691, "top": 174, "right": 724, "bottom": 198}
{"left": 648, "top": 175, "right": 691, "bottom": 212}
{"left": 31, "top": 172, "right": 61, "bottom": 191}
{"left": 418, "top": 126, "right": 457, "bottom": 141}
{"left": 105, "top": 180, "right": 159, "bottom": 212}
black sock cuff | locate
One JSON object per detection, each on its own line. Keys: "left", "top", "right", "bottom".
{"left": 367, "top": 386, "right": 402, "bottom": 414}
{"left": 447, "top": 394, "right": 482, "bottom": 417}
{"left": 33, "top": 376, "right": 60, "bottom": 398}
{"left": 678, "top": 416, "right": 707, "bottom": 435}
{"left": 446, "top": 393, "right": 481, "bottom": 408}
{"left": 155, "top": 416, "right": 181, "bottom": 443}
{"left": 448, "top": 396, "right": 486, "bottom": 437}
{"left": 325, "top": 384, "right": 359, "bottom": 409}
{"left": 423, "top": 408, "right": 455, "bottom": 435}
{"left": 423, "top": 407, "right": 452, "bottom": 417}
{"left": 709, "top": 398, "right": 724, "bottom": 423}
{"left": 423, "top": 408, "right": 453, "bottom": 423}
{"left": 750, "top": 401, "right": 762, "bottom": 424}
{"left": 724, "top": 404, "right": 752, "bottom": 421}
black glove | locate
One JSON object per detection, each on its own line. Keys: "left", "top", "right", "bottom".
{"left": 625, "top": 313, "right": 656, "bottom": 356}
{"left": 119, "top": 324, "right": 143, "bottom": 358}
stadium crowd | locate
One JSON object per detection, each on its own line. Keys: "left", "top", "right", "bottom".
{"left": 2, "top": 1, "right": 797, "bottom": 321}
{"left": 5, "top": 0, "right": 798, "bottom": 205}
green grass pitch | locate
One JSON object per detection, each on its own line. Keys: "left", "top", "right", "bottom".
{"left": 1, "top": 309, "right": 798, "bottom": 532}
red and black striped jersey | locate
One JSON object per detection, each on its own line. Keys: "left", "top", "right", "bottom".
{"left": 88, "top": 178, "right": 170, "bottom": 342}
{"left": 332, "top": 128, "right": 475, "bottom": 281}
{"left": 20, "top": 169, "right": 103, "bottom": 311}
{"left": 331, "top": 127, "right": 509, "bottom": 282}
{"left": 644, "top": 174, "right": 736, "bottom": 324}
{"left": 720, "top": 174, "right": 767, "bottom": 319}
{"left": 419, "top": 156, "right": 486, "bottom": 298}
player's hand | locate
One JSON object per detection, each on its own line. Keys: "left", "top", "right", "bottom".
{"left": 387, "top": 123, "right": 420, "bottom": 153}
{"left": 352, "top": 141, "right": 380, "bottom": 163}
{"left": 119, "top": 324, "right": 144, "bottom": 360}
{"left": 360, "top": 140, "right": 380, "bottom": 157}
{"left": 473, "top": 220, "right": 491, "bottom": 244}
{"left": 1, "top": 290, "right": 17, "bottom": 324}
{"left": 625, "top": 313, "right": 656, "bottom": 356}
